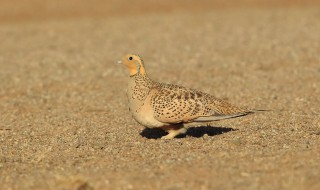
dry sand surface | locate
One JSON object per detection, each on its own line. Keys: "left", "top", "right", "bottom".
{"left": 1, "top": 1, "right": 320, "bottom": 190}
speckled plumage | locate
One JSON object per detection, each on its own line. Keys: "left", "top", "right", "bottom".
{"left": 119, "top": 54, "right": 253, "bottom": 139}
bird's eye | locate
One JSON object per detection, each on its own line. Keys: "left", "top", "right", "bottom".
{"left": 128, "top": 57, "right": 133, "bottom": 61}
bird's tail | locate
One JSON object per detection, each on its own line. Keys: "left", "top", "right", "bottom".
{"left": 250, "top": 109, "right": 271, "bottom": 112}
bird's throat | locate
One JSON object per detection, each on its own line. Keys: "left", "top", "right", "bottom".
{"left": 129, "top": 65, "right": 146, "bottom": 76}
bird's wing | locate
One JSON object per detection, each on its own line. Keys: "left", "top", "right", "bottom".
{"left": 193, "top": 112, "right": 253, "bottom": 122}
{"left": 151, "top": 83, "right": 251, "bottom": 124}
{"left": 151, "top": 84, "right": 208, "bottom": 123}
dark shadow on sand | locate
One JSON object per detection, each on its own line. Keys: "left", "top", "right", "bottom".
{"left": 140, "top": 126, "right": 236, "bottom": 139}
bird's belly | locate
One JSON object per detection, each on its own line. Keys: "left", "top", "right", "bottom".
{"left": 132, "top": 111, "right": 165, "bottom": 128}
{"left": 129, "top": 102, "right": 165, "bottom": 128}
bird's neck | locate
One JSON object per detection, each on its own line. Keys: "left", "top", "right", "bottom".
{"left": 131, "top": 73, "right": 154, "bottom": 88}
{"left": 128, "top": 73, "right": 155, "bottom": 101}
{"left": 129, "top": 65, "right": 146, "bottom": 77}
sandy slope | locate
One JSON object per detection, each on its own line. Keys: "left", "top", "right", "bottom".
{"left": 0, "top": 1, "right": 320, "bottom": 190}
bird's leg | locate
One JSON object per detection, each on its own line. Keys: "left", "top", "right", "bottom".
{"left": 161, "top": 124, "right": 187, "bottom": 140}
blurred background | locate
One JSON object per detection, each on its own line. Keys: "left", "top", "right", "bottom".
{"left": 1, "top": 0, "right": 319, "bottom": 23}
{"left": 1, "top": 1, "right": 320, "bottom": 190}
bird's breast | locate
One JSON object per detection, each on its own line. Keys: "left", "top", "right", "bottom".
{"left": 127, "top": 88, "right": 165, "bottom": 128}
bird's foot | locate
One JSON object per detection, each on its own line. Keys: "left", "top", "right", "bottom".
{"left": 161, "top": 133, "right": 176, "bottom": 140}
{"left": 161, "top": 127, "right": 187, "bottom": 140}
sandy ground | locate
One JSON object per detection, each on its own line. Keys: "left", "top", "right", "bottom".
{"left": 1, "top": 1, "right": 320, "bottom": 190}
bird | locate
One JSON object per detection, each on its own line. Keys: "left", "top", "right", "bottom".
{"left": 118, "top": 54, "right": 256, "bottom": 139}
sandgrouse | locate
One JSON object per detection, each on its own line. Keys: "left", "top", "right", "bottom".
{"left": 118, "top": 54, "right": 254, "bottom": 139}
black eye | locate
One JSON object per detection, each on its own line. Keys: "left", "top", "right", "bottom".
{"left": 128, "top": 57, "right": 133, "bottom": 61}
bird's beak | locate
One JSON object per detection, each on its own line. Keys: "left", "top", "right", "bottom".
{"left": 117, "top": 60, "right": 122, "bottom": 64}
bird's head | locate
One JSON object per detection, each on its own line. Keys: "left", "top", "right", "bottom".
{"left": 118, "top": 54, "right": 146, "bottom": 76}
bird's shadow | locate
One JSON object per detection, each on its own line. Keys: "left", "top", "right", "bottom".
{"left": 140, "top": 126, "right": 237, "bottom": 139}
